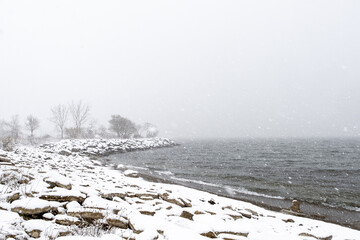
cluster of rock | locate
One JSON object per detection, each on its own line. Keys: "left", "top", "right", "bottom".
{"left": 39, "top": 138, "right": 177, "bottom": 157}
{"left": 0, "top": 150, "right": 13, "bottom": 166}
{"left": 0, "top": 139, "right": 358, "bottom": 240}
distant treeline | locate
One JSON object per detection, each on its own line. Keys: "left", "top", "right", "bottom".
{"left": 0, "top": 101, "right": 158, "bottom": 150}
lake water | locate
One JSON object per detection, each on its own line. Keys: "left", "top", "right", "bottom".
{"left": 108, "top": 138, "right": 360, "bottom": 229}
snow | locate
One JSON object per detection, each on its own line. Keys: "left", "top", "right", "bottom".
{"left": 0, "top": 210, "right": 22, "bottom": 224}
{"left": 57, "top": 235, "right": 123, "bottom": 240}
{"left": 44, "top": 171, "right": 72, "bottom": 186}
{"left": 41, "top": 188, "right": 86, "bottom": 198}
{"left": 21, "top": 219, "right": 52, "bottom": 232}
{"left": 11, "top": 197, "right": 52, "bottom": 210}
{"left": 66, "top": 201, "right": 81, "bottom": 209}
{"left": 0, "top": 138, "right": 359, "bottom": 240}
{"left": 82, "top": 196, "right": 128, "bottom": 210}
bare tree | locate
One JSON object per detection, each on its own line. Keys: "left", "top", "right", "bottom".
{"left": 5, "top": 115, "right": 21, "bottom": 143}
{"left": 0, "top": 120, "right": 14, "bottom": 150}
{"left": 98, "top": 125, "right": 111, "bottom": 139}
{"left": 109, "top": 115, "right": 137, "bottom": 138}
{"left": 69, "top": 101, "right": 90, "bottom": 138}
{"left": 50, "top": 104, "right": 68, "bottom": 139}
{"left": 25, "top": 115, "right": 40, "bottom": 138}
{"left": 0, "top": 120, "right": 6, "bottom": 138}
{"left": 141, "top": 122, "right": 159, "bottom": 138}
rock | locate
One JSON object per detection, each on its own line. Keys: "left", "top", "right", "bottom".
{"left": 194, "top": 210, "right": 205, "bottom": 215}
{"left": 21, "top": 220, "right": 46, "bottom": 238}
{"left": 43, "top": 212, "right": 55, "bottom": 220}
{"left": 6, "top": 191, "right": 20, "bottom": 203}
{"left": 0, "top": 156, "right": 11, "bottom": 162}
{"left": 11, "top": 198, "right": 52, "bottom": 215}
{"left": 66, "top": 201, "right": 81, "bottom": 210}
{"left": 229, "top": 214, "right": 242, "bottom": 220}
{"left": 208, "top": 199, "right": 216, "bottom": 205}
{"left": 135, "top": 192, "right": 159, "bottom": 200}
{"left": 124, "top": 170, "right": 139, "bottom": 178}
{"left": 29, "top": 229, "right": 41, "bottom": 238}
{"left": 0, "top": 161, "right": 13, "bottom": 166}
{"left": 180, "top": 210, "right": 194, "bottom": 220}
{"left": 218, "top": 232, "right": 250, "bottom": 240}
{"left": 59, "top": 150, "right": 72, "bottom": 156}
{"left": 44, "top": 173, "right": 72, "bottom": 190}
{"left": 201, "top": 231, "right": 249, "bottom": 239}
{"left": 290, "top": 200, "right": 301, "bottom": 213}
{"left": 245, "top": 208, "right": 258, "bottom": 216}
{"left": 39, "top": 189, "right": 86, "bottom": 203}
{"left": 0, "top": 151, "right": 7, "bottom": 157}
{"left": 21, "top": 219, "right": 69, "bottom": 239}
{"left": 139, "top": 210, "right": 156, "bottom": 216}
{"left": 180, "top": 198, "right": 192, "bottom": 207}
{"left": 160, "top": 193, "right": 192, "bottom": 208}
{"left": 55, "top": 214, "right": 81, "bottom": 226}
{"left": 201, "top": 232, "right": 217, "bottom": 238}
{"left": 283, "top": 218, "right": 295, "bottom": 223}
{"left": 129, "top": 221, "right": 143, "bottom": 234}
{"left": 101, "top": 191, "right": 127, "bottom": 200}
{"left": 106, "top": 216, "right": 128, "bottom": 229}
{"left": 299, "top": 233, "right": 333, "bottom": 240}
{"left": 205, "top": 211, "right": 216, "bottom": 215}
{"left": 67, "top": 208, "right": 105, "bottom": 220}
{"left": 82, "top": 196, "right": 125, "bottom": 211}
{"left": 239, "top": 211, "right": 251, "bottom": 219}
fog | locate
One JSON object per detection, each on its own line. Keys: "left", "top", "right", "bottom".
{"left": 1, "top": 0, "right": 359, "bottom": 138}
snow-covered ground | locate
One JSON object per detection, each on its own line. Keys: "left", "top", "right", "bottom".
{"left": 0, "top": 138, "right": 359, "bottom": 240}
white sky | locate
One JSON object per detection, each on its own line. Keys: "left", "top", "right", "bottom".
{"left": 0, "top": 0, "right": 360, "bottom": 138}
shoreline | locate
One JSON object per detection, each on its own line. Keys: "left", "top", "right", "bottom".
{"left": 126, "top": 168, "right": 360, "bottom": 231}
{"left": 1, "top": 138, "right": 359, "bottom": 240}
{"left": 104, "top": 139, "right": 360, "bottom": 231}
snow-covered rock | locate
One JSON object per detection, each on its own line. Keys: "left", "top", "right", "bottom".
{"left": 124, "top": 169, "right": 139, "bottom": 178}
{"left": 1, "top": 138, "right": 359, "bottom": 240}
{"left": 44, "top": 171, "right": 72, "bottom": 190}
{"left": 39, "top": 188, "right": 86, "bottom": 203}
{"left": 11, "top": 198, "right": 53, "bottom": 215}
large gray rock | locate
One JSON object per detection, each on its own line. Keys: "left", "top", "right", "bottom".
{"left": 11, "top": 198, "right": 53, "bottom": 215}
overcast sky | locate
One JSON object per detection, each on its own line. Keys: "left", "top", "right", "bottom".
{"left": 0, "top": 0, "right": 359, "bottom": 138}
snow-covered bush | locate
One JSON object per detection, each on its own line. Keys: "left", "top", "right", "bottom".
{"left": 0, "top": 136, "right": 15, "bottom": 151}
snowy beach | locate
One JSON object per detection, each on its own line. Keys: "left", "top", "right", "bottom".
{"left": 1, "top": 138, "right": 359, "bottom": 240}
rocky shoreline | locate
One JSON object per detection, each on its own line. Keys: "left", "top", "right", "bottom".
{"left": 39, "top": 138, "right": 177, "bottom": 157}
{"left": 0, "top": 138, "right": 359, "bottom": 240}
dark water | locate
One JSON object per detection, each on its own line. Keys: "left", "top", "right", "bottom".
{"left": 107, "top": 138, "right": 360, "bottom": 229}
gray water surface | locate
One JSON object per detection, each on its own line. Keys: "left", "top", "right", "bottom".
{"left": 108, "top": 138, "right": 360, "bottom": 228}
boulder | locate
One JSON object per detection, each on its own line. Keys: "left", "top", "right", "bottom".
{"left": 67, "top": 208, "right": 105, "bottom": 220}
{"left": 59, "top": 150, "right": 72, "bottom": 156}
{"left": 21, "top": 219, "right": 69, "bottom": 239}
{"left": 0, "top": 156, "right": 11, "bottom": 162}
{"left": 106, "top": 215, "right": 128, "bottom": 229}
{"left": 201, "top": 231, "right": 249, "bottom": 239}
{"left": 290, "top": 200, "right": 301, "bottom": 213}
{"left": 180, "top": 210, "right": 194, "bottom": 220}
{"left": 6, "top": 191, "right": 20, "bottom": 203}
{"left": 39, "top": 189, "right": 86, "bottom": 203}
{"left": 160, "top": 193, "right": 192, "bottom": 208}
{"left": 55, "top": 215, "right": 81, "bottom": 226}
{"left": 299, "top": 233, "right": 333, "bottom": 240}
{"left": 44, "top": 173, "right": 72, "bottom": 190}
{"left": 124, "top": 170, "right": 139, "bottom": 178}
{"left": 11, "top": 198, "right": 52, "bottom": 215}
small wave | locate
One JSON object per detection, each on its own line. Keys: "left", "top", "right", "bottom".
{"left": 154, "top": 170, "right": 174, "bottom": 176}
{"left": 234, "top": 187, "right": 285, "bottom": 200}
{"left": 170, "top": 176, "right": 221, "bottom": 187}
{"left": 322, "top": 202, "right": 360, "bottom": 212}
{"left": 127, "top": 165, "right": 149, "bottom": 171}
